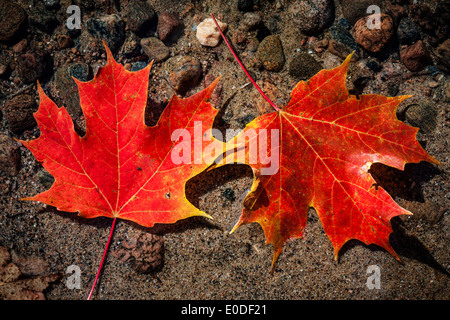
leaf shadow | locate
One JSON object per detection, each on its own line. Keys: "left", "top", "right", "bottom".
{"left": 369, "top": 161, "right": 442, "bottom": 202}
{"left": 338, "top": 224, "right": 449, "bottom": 276}
{"left": 150, "top": 164, "right": 253, "bottom": 236}
{"left": 389, "top": 218, "right": 449, "bottom": 276}
{"left": 212, "top": 91, "right": 238, "bottom": 138}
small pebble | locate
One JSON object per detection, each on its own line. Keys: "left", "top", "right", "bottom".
{"left": 290, "top": 0, "right": 335, "bottom": 36}
{"left": 0, "top": 0, "right": 27, "bottom": 41}
{"left": 157, "top": 12, "right": 183, "bottom": 43}
{"left": 405, "top": 102, "right": 438, "bottom": 133}
{"left": 0, "top": 134, "right": 21, "bottom": 176}
{"left": 353, "top": 13, "right": 394, "bottom": 53}
{"left": 340, "top": 0, "right": 384, "bottom": 25}
{"left": 140, "top": 37, "right": 170, "bottom": 63}
{"left": 240, "top": 12, "right": 262, "bottom": 31}
{"left": 400, "top": 40, "right": 432, "bottom": 72}
{"left": 164, "top": 55, "right": 202, "bottom": 93}
{"left": 256, "top": 35, "right": 285, "bottom": 72}
{"left": 196, "top": 17, "right": 227, "bottom": 47}
{"left": 2, "top": 94, "right": 37, "bottom": 134}
{"left": 288, "top": 52, "right": 322, "bottom": 80}
{"left": 397, "top": 17, "right": 420, "bottom": 45}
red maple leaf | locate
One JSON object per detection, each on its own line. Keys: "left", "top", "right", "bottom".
{"left": 21, "top": 46, "right": 221, "bottom": 227}
{"left": 19, "top": 44, "right": 223, "bottom": 297}
{"left": 222, "top": 54, "right": 439, "bottom": 272}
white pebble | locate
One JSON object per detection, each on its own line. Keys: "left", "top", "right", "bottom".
{"left": 196, "top": 17, "right": 227, "bottom": 47}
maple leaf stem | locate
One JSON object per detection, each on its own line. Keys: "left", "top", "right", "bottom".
{"left": 87, "top": 217, "right": 117, "bottom": 300}
{"left": 210, "top": 14, "right": 280, "bottom": 112}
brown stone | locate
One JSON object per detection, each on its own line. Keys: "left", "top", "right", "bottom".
{"left": 164, "top": 55, "right": 202, "bottom": 93}
{"left": 353, "top": 13, "right": 394, "bottom": 53}
{"left": 256, "top": 35, "right": 285, "bottom": 72}
{"left": 400, "top": 40, "right": 432, "bottom": 72}
{"left": 157, "top": 12, "right": 183, "bottom": 43}
{"left": 0, "top": 134, "right": 21, "bottom": 176}
{"left": 140, "top": 37, "right": 169, "bottom": 63}
{"left": 17, "top": 51, "right": 50, "bottom": 84}
{"left": 0, "top": 0, "right": 27, "bottom": 42}
{"left": 2, "top": 94, "right": 37, "bottom": 134}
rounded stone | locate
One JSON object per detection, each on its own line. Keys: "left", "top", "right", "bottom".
{"left": 0, "top": 0, "right": 27, "bottom": 42}
{"left": 400, "top": 40, "right": 432, "bottom": 72}
{"left": 290, "top": 0, "right": 335, "bottom": 36}
{"left": 17, "top": 51, "right": 50, "bottom": 84}
{"left": 288, "top": 53, "right": 323, "bottom": 80}
{"left": 340, "top": 0, "right": 384, "bottom": 26}
{"left": 164, "top": 55, "right": 202, "bottom": 93}
{"left": 54, "top": 62, "right": 90, "bottom": 117}
{"left": 125, "top": 0, "right": 157, "bottom": 36}
{"left": 2, "top": 94, "right": 37, "bottom": 134}
{"left": 0, "top": 134, "right": 21, "bottom": 176}
{"left": 86, "top": 14, "right": 126, "bottom": 52}
{"left": 256, "top": 35, "right": 285, "bottom": 72}
{"left": 196, "top": 17, "right": 227, "bottom": 47}
{"left": 140, "top": 37, "right": 169, "bottom": 63}
{"left": 405, "top": 102, "right": 437, "bottom": 133}
{"left": 157, "top": 12, "right": 183, "bottom": 43}
{"left": 353, "top": 13, "right": 394, "bottom": 53}
{"left": 397, "top": 17, "right": 420, "bottom": 45}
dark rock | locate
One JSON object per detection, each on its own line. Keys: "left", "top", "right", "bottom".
{"left": 329, "top": 23, "right": 358, "bottom": 52}
{"left": 28, "top": 3, "right": 59, "bottom": 33}
{"left": 0, "top": 64, "right": 7, "bottom": 77}
{"left": 328, "top": 39, "right": 355, "bottom": 60}
{"left": 222, "top": 188, "right": 236, "bottom": 202}
{"left": 384, "top": 4, "right": 406, "bottom": 23}
{"left": 400, "top": 40, "right": 432, "bottom": 72}
{"left": 387, "top": 84, "right": 399, "bottom": 97}
{"left": 86, "top": 14, "right": 126, "bottom": 52}
{"left": 265, "top": 15, "right": 281, "bottom": 34}
{"left": 366, "top": 59, "right": 381, "bottom": 72}
{"left": 238, "top": 0, "right": 254, "bottom": 12}
{"left": 140, "top": 37, "right": 170, "bottom": 63}
{"left": 2, "top": 94, "right": 37, "bottom": 134}
{"left": 409, "top": 4, "right": 435, "bottom": 33}
{"left": 17, "top": 50, "right": 50, "bottom": 84}
{"left": 125, "top": 0, "right": 157, "bottom": 36}
{"left": 405, "top": 102, "right": 438, "bottom": 133}
{"left": 291, "top": 0, "right": 335, "bottom": 36}
{"left": 0, "top": 134, "right": 21, "bottom": 176}
{"left": 340, "top": 0, "right": 383, "bottom": 26}
{"left": 131, "top": 61, "right": 148, "bottom": 72}
{"left": 288, "top": 52, "right": 323, "bottom": 80}
{"left": 397, "top": 18, "right": 420, "bottom": 45}
{"left": 164, "top": 55, "right": 202, "bottom": 93}
{"left": 240, "top": 12, "right": 262, "bottom": 32}
{"left": 54, "top": 62, "right": 90, "bottom": 117}
{"left": 157, "top": 12, "right": 184, "bottom": 43}
{"left": 119, "top": 33, "right": 140, "bottom": 58}
{"left": 12, "top": 39, "right": 28, "bottom": 54}
{"left": 353, "top": 13, "right": 394, "bottom": 53}
{"left": 256, "top": 35, "right": 285, "bottom": 72}
{"left": 0, "top": 0, "right": 27, "bottom": 42}
{"left": 43, "top": 0, "right": 59, "bottom": 8}
{"left": 436, "top": 39, "right": 450, "bottom": 68}
{"left": 56, "top": 34, "right": 72, "bottom": 50}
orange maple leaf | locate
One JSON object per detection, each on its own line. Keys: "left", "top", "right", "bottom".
{"left": 222, "top": 54, "right": 439, "bottom": 272}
